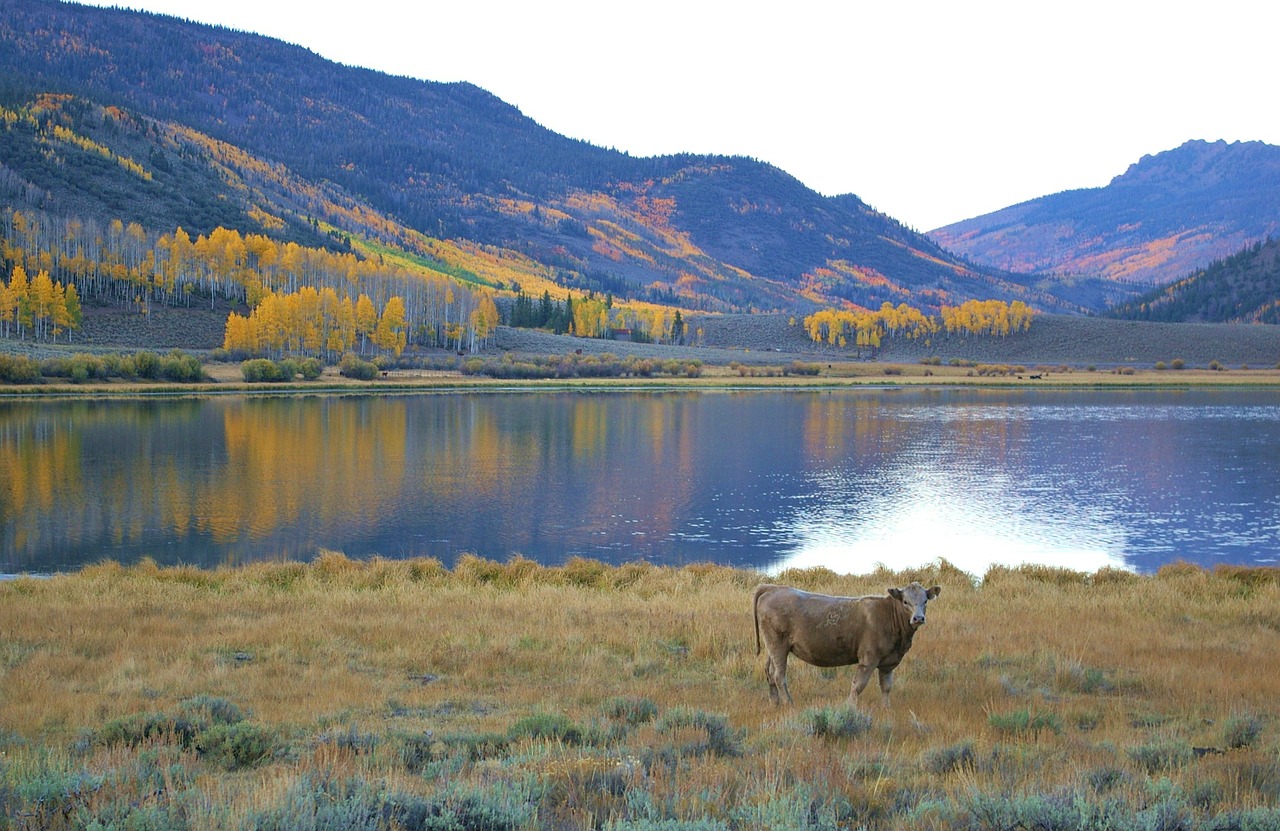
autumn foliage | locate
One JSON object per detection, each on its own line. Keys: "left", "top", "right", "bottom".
{"left": 1, "top": 209, "right": 500, "bottom": 355}
{"left": 803, "top": 299, "right": 1035, "bottom": 351}
{"left": 0, "top": 264, "right": 82, "bottom": 342}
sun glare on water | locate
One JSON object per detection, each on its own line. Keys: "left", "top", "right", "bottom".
{"left": 768, "top": 454, "right": 1132, "bottom": 577}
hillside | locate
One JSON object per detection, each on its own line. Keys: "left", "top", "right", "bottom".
{"left": 1109, "top": 237, "right": 1280, "bottom": 323}
{"left": 930, "top": 140, "right": 1280, "bottom": 288}
{"left": 0, "top": 0, "right": 1061, "bottom": 317}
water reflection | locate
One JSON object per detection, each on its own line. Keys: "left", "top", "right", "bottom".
{"left": 771, "top": 456, "right": 1131, "bottom": 576}
{"left": 2, "top": 388, "right": 1278, "bottom": 576}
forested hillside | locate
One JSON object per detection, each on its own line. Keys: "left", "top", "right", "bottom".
{"left": 1109, "top": 236, "right": 1280, "bottom": 323}
{"left": 931, "top": 140, "right": 1280, "bottom": 288}
{"left": 0, "top": 0, "right": 1067, "bottom": 324}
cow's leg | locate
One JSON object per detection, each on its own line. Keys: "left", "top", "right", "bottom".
{"left": 849, "top": 663, "right": 876, "bottom": 706}
{"left": 877, "top": 667, "right": 895, "bottom": 708}
{"left": 764, "top": 644, "right": 792, "bottom": 705}
{"left": 764, "top": 653, "right": 780, "bottom": 705}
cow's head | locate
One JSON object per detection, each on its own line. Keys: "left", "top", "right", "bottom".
{"left": 889, "top": 582, "right": 941, "bottom": 627}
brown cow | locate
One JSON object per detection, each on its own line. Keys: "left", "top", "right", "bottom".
{"left": 753, "top": 582, "right": 941, "bottom": 707}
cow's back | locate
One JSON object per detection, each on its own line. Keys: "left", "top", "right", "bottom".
{"left": 755, "top": 585, "right": 874, "bottom": 668}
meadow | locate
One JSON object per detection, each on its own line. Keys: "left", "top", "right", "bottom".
{"left": 2, "top": 555, "right": 1279, "bottom": 830}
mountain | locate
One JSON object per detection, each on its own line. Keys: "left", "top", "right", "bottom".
{"left": 1108, "top": 236, "right": 1280, "bottom": 324}
{"left": 0, "top": 0, "right": 1058, "bottom": 317}
{"left": 929, "top": 140, "right": 1280, "bottom": 288}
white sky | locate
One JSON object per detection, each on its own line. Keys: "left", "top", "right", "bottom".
{"left": 74, "top": 0, "right": 1280, "bottom": 231}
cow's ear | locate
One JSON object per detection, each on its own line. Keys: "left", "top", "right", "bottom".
{"left": 927, "top": 585, "right": 942, "bottom": 599}
{"left": 888, "top": 588, "right": 903, "bottom": 600}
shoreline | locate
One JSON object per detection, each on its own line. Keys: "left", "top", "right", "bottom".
{"left": 4, "top": 365, "right": 1280, "bottom": 397}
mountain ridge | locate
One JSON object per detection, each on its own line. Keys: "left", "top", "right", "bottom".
{"left": 930, "top": 139, "right": 1280, "bottom": 287}
{"left": 0, "top": 0, "right": 1072, "bottom": 316}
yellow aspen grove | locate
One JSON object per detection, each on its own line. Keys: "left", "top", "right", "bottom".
{"left": 354, "top": 294, "right": 378, "bottom": 355}
{"left": 223, "top": 312, "right": 252, "bottom": 353}
{"left": 571, "top": 296, "right": 607, "bottom": 339}
{"left": 49, "top": 280, "right": 69, "bottom": 340}
{"left": 30, "top": 269, "right": 56, "bottom": 340}
{"left": 467, "top": 292, "right": 500, "bottom": 352}
{"left": 296, "top": 286, "right": 323, "bottom": 355}
{"left": 334, "top": 296, "right": 357, "bottom": 359}
{"left": 10, "top": 264, "right": 31, "bottom": 336}
{"left": 2, "top": 214, "right": 495, "bottom": 354}
{"left": 375, "top": 296, "right": 408, "bottom": 357}
{"left": 805, "top": 299, "right": 1033, "bottom": 349}
{"left": 63, "top": 283, "right": 82, "bottom": 338}
{"left": 0, "top": 280, "right": 14, "bottom": 339}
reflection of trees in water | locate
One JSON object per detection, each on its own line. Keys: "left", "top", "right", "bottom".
{"left": 4, "top": 391, "right": 1278, "bottom": 575}
{"left": 2, "top": 398, "right": 409, "bottom": 570}
{"left": 2, "top": 393, "right": 712, "bottom": 571}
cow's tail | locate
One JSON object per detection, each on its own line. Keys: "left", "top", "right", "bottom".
{"left": 752, "top": 584, "right": 772, "bottom": 655}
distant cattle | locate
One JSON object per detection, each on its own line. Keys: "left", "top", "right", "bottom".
{"left": 753, "top": 582, "right": 941, "bottom": 707}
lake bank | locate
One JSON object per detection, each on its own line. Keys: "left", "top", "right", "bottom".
{"left": 2, "top": 556, "right": 1278, "bottom": 829}
{"left": 3, "top": 352, "right": 1280, "bottom": 397}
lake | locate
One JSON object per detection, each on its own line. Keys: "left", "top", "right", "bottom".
{"left": 2, "top": 388, "right": 1278, "bottom": 577}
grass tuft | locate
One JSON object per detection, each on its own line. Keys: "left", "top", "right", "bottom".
{"left": 797, "top": 705, "right": 873, "bottom": 740}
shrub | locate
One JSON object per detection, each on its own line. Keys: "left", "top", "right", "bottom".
{"left": 1209, "top": 360, "right": 1225, "bottom": 371}
{"left": 177, "top": 694, "right": 245, "bottom": 726}
{"left": 242, "top": 773, "right": 536, "bottom": 831}
{"left": 42, "top": 354, "right": 107, "bottom": 382}
{"left": 1222, "top": 712, "right": 1264, "bottom": 749}
{"left": 1127, "top": 739, "right": 1193, "bottom": 773}
{"left": 298, "top": 357, "right": 324, "bottom": 380}
{"left": 1136, "top": 799, "right": 1193, "bottom": 831}
{"left": 0, "top": 354, "right": 41, "bottom": 383}
{"left": 507, "top": 712, "right": 589, "bottom": 745}
{"left": 241, "top": 358, "right": 283, "bottom": 382}
{"left": 987, "top": 708, "right": 1061, "bottom": 737}
{"left": 1203, "top": 807, "right": 1280, "bottom": 830}
{"left": 158, "top": 350, "right": 205, "bottom": 382}
{"left": 92, "top": 712, "right": 201, "bottom": 749}
{"left": 339, "top": 353, "right": 379, "bottom": 380}
{"left": 655, "top": 708, "right": 742, "bottom": 757}
{"left": 432, "top": 729, "right": 510, "bottom": 761}
{"left": 602, "top": 696, "right": 659, "bottom": 727}
{"left": 921, "top": 740, "right": 976, "bottom": 774}
{"left": 197, "top": 721, "right": 282, "bottom": 770}
{"left": 1087, "top": 765, "right": 1129, "bottom": 793}
{"left": 606, "top": 820, "right": 731, "bottom": 830}
{"left": 799, "top": 705, "right": 872, "bottom": 739}
{"left": 133, "top": 350, "right": 161, "bottom": 379}
{"left": 1171, "top": 358, "right": 1186, "bottom": 369}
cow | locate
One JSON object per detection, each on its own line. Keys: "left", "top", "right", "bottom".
{"left": 753, "top": 582, "right": 941, "bottom": 707}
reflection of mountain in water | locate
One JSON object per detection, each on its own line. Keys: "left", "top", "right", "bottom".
{"left": 3, "top": 390, "right": 1278, "bottom": 576}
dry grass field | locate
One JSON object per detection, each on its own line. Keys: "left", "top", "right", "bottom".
{"left": 2, "top": 555, "right": 1279, "bottom": 829}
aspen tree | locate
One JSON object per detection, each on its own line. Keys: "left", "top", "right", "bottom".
{"left": 355, "top": 294, "right": 378, "bottom": 355}
{"left": 376, "top": 296, "right": 407, "bottom": 357}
